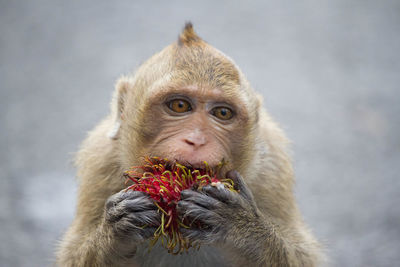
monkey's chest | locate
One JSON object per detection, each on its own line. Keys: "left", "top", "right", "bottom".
{"left": 133, "top": 243, "right": 229, "bottom": 267}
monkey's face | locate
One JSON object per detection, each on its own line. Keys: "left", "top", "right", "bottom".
{"left": 116, "top": 38, "right": 259, "bottom": 173}
{"left": 136, "top": 84, "right": 250, "bottom": 170}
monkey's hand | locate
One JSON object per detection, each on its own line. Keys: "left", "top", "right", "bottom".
{"left": 177, "top": 170, "right": 263, "bottom": 246}
{"left": 104, "top": 190, "right": 160, "bottom": 243}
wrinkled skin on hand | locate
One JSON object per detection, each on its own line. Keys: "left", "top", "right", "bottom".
{"left": 177, "top": 170, "right": 262, "bottom": 245}
{"left": 105, "top": 190, "right": 161, "bottom": 242}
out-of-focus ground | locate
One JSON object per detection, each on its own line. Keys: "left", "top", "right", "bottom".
{"left": 1, "top": 1, "right": 399, "bottom": 266}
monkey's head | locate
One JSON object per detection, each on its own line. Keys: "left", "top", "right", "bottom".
{"left": 109, "top": 23, "right": 261, "bottom": 175}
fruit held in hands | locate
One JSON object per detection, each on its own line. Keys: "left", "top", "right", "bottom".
{"left": 123, "top": 157, "right": 235, "bottom": 254}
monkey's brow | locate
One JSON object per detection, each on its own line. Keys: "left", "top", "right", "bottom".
{"left": 151, "top": 86, "right": 239, "bottom": 103}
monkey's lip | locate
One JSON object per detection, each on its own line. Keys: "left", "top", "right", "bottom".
{"left": 144, "top": 156, "right": 223, "bottom": 172}
{"left": 176, "top": 160, "right": 218, "bottom": 170}
{"left": 157, "top": 159, "right": 215, "bottom": 172}
{"left": 179, "top": 161, "right": 226, "bottom": 176}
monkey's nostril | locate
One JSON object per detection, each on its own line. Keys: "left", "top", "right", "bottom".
{"left": 184, "top": 139, "right": 196, "bottom": 146}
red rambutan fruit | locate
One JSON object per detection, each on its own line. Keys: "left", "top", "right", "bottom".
{"left": 123, "top": 157, "right": 236, "bottom": 254}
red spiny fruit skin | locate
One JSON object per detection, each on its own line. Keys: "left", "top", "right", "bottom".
{"left": 123, "top": 157, "right": 234, "bottom": 254}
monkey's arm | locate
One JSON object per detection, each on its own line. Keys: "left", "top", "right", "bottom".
{"left": 56, "top": 121, "right": 162, "bottom": 266}
{"left": 57, "top": 180, "right": 160, "bottom": 267}
{"left": 177, "top": 171, "right": 320, "bottom": 267}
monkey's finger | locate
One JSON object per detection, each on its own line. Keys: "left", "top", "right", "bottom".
{"left": 115, "top": 224, "right": 158, "bottom": 241}
{"left": 106, "top": 190, "right": 149, "bottom": 209}
{"left": 106, "top": 194, "right": 157, "bottom": 222}
{"left": 180, "top": 190, "right": 222, "bottom": 209}
{"left": 226, "top": 170, "right": 255, "bottom": 202}
{"left": 177, "top": 200, "right": 221, "bottom": 225}
{"left": 201, "top": 184, "right": 238, "bottom": 204}
{"left": 177, "top": 200, "right": 208, "bottom": 218}
{"left": 139, "top": 227, "right": 158, "bottom": 239}
{"left": 124, "top": 210, "right": 161, "bottom": 226}
{"left": 121, "top": 196, "right": 158, "bottom": 212}
{"left": 179, "top": 228, "right": 210, "bottom": 243}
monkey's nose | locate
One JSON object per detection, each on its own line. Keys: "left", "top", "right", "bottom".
{"left": 183, "top": 135, "right": 207, "bottom": 149}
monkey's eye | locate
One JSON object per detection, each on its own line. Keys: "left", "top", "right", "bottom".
{"left": 167, "top": 99, "right": 192, "bottom": 113}
{"left": 211, "top": 107, "right": 234, "bottom": 120}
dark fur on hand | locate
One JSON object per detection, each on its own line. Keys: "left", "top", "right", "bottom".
{"left": 178, "top": 170, "right": 260, "bottom": 245}
{"left": 105, "top": 190, "right": 160, "bottom": 241}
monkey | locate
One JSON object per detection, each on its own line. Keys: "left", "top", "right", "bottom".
{"left": 56, "top": 23, "right": 323, "bottom": 267}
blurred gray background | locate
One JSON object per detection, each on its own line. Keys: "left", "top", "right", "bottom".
{"left": 1, "top": 0, "right": 399, "bottom": 266}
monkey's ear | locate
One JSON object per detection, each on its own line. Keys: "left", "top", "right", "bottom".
{"left": 254, "top": 93, "right": 263, "bottom": 123}
{"left": 107, "top": 76, "right": 131, "bottom": 140}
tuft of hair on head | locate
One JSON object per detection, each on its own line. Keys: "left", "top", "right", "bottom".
{"left": 178, "top": 22, "right": 202, "bottom": 46}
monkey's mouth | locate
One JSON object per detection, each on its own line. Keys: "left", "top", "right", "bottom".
{"left": 173, "top": 159, "right": 229, "bottom": 178}
{"left": 141, "top": 156, "right": 227, "bottom": 177}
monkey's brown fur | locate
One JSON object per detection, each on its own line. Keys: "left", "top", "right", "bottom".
{"left": 56, "top": 23, "right": 323, "bottom": 267}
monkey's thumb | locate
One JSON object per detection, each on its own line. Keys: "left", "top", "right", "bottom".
{"left": 225, "top": 170, "right": 254, "bottom": 202}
